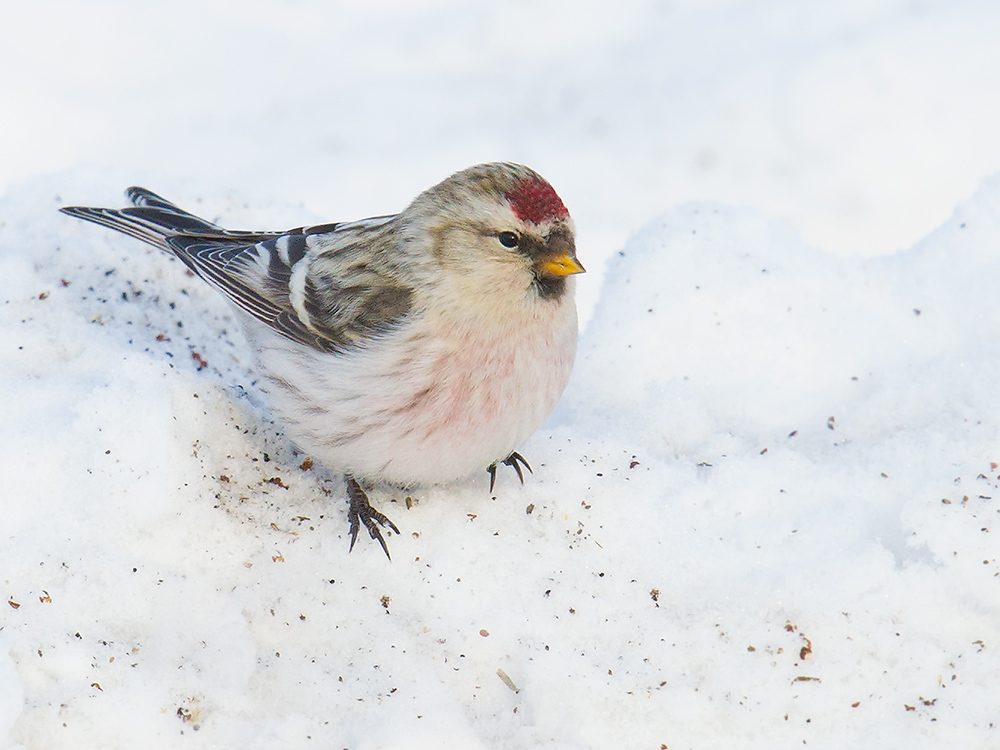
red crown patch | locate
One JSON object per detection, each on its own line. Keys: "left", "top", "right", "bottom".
{"left": 506, "top": 177, "right": 569, "bottom": 225}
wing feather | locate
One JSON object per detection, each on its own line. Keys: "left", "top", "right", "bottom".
{"left": 60, "top": 191, "right": 412, "bottom": 354}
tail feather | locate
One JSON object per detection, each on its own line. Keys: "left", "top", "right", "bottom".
{"left": 59, "top": 204, "right": 175, "bottom": 251}
{"left": 60, "top": 187, "right": 293, "bottom": 255}
{"left": 61, "top": 187, "right": 241, "bottom": 252}
{"left": 123, "top": 187, "right": 230, "bottom": 234}
{"left": 126, "top": 186, "right": 189, "bottom": 211}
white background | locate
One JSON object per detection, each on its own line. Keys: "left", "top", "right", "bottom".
{"left": 3, "top": 1, "right": 1000, "bottom": 747}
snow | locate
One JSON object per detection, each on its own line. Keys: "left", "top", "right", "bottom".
{"left": 4, "top": 1, "right": 1000, "bottom": 748}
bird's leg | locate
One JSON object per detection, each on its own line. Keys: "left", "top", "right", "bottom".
{"left": 487, "top": 451, "right": 533, "bottom": 492}
{"left": 345, "top": 475, "right": 399, "bottom": 560}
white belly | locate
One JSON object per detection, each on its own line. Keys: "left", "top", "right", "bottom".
{"left": 242, "top": 300, "right": 578, "bottom": 486}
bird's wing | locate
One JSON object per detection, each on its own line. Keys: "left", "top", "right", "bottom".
{"left": 167, "top": 224, "right": 413, "bottom": 353}
{"left": 61, "top": 189, "right": 412, "bottom": 354}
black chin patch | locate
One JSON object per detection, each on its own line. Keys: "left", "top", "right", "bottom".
{"left": 533, "top": 274, "right": 567, "bottom": 300}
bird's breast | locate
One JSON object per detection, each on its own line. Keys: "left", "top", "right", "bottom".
{"left": 251, "top": 298, "right": 578, "bottom": 486}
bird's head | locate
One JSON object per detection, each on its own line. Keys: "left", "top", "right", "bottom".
{"left": 409, "top": 163, "right": 585, "bottom": 307}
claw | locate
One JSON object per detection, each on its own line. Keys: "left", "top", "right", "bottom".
{"left": 504, "top": 452, "right": 532, "bottom": 484}
{"left": 345, "top": 475, "right": 399, "bottom": 560}
{"left": 486, "top": 452, "right": 533, "bottom": 492}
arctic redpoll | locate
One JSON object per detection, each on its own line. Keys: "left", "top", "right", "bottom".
{"left": 61, "top": 162, "right": 584, "bottom": 558}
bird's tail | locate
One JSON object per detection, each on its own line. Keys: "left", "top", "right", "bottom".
{"left": 60, "top": 187, "right": 227, "bottom": 251}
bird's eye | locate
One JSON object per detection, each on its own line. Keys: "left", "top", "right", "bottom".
{"left": 498, "top": 231, "right": 520, "bottom": 248}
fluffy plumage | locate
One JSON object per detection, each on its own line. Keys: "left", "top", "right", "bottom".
{"left": 61, "top": 162, "right": 584, "bottom": 557}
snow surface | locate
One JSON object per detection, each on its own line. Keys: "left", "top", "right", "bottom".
{"left": 4, "top": 1, "right": 1000, "bottom": 748}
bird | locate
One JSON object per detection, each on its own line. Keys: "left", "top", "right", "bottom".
{"left": 60, "top": 162, "right": 585, "bottom": 558}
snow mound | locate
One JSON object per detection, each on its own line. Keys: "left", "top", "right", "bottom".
{"left": 3, "top": 173, "right": 1000, "bottom": 747}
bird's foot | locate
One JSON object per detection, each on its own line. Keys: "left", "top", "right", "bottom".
{"left": 345, "top": 476, "right": 399, "bottom": 560}
{"left": 487, "top": 451, "right": 533, "bottom": 492}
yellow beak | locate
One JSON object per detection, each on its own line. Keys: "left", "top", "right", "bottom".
{"left": 537, "top": 252, "right": 586, "bottom": 278}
